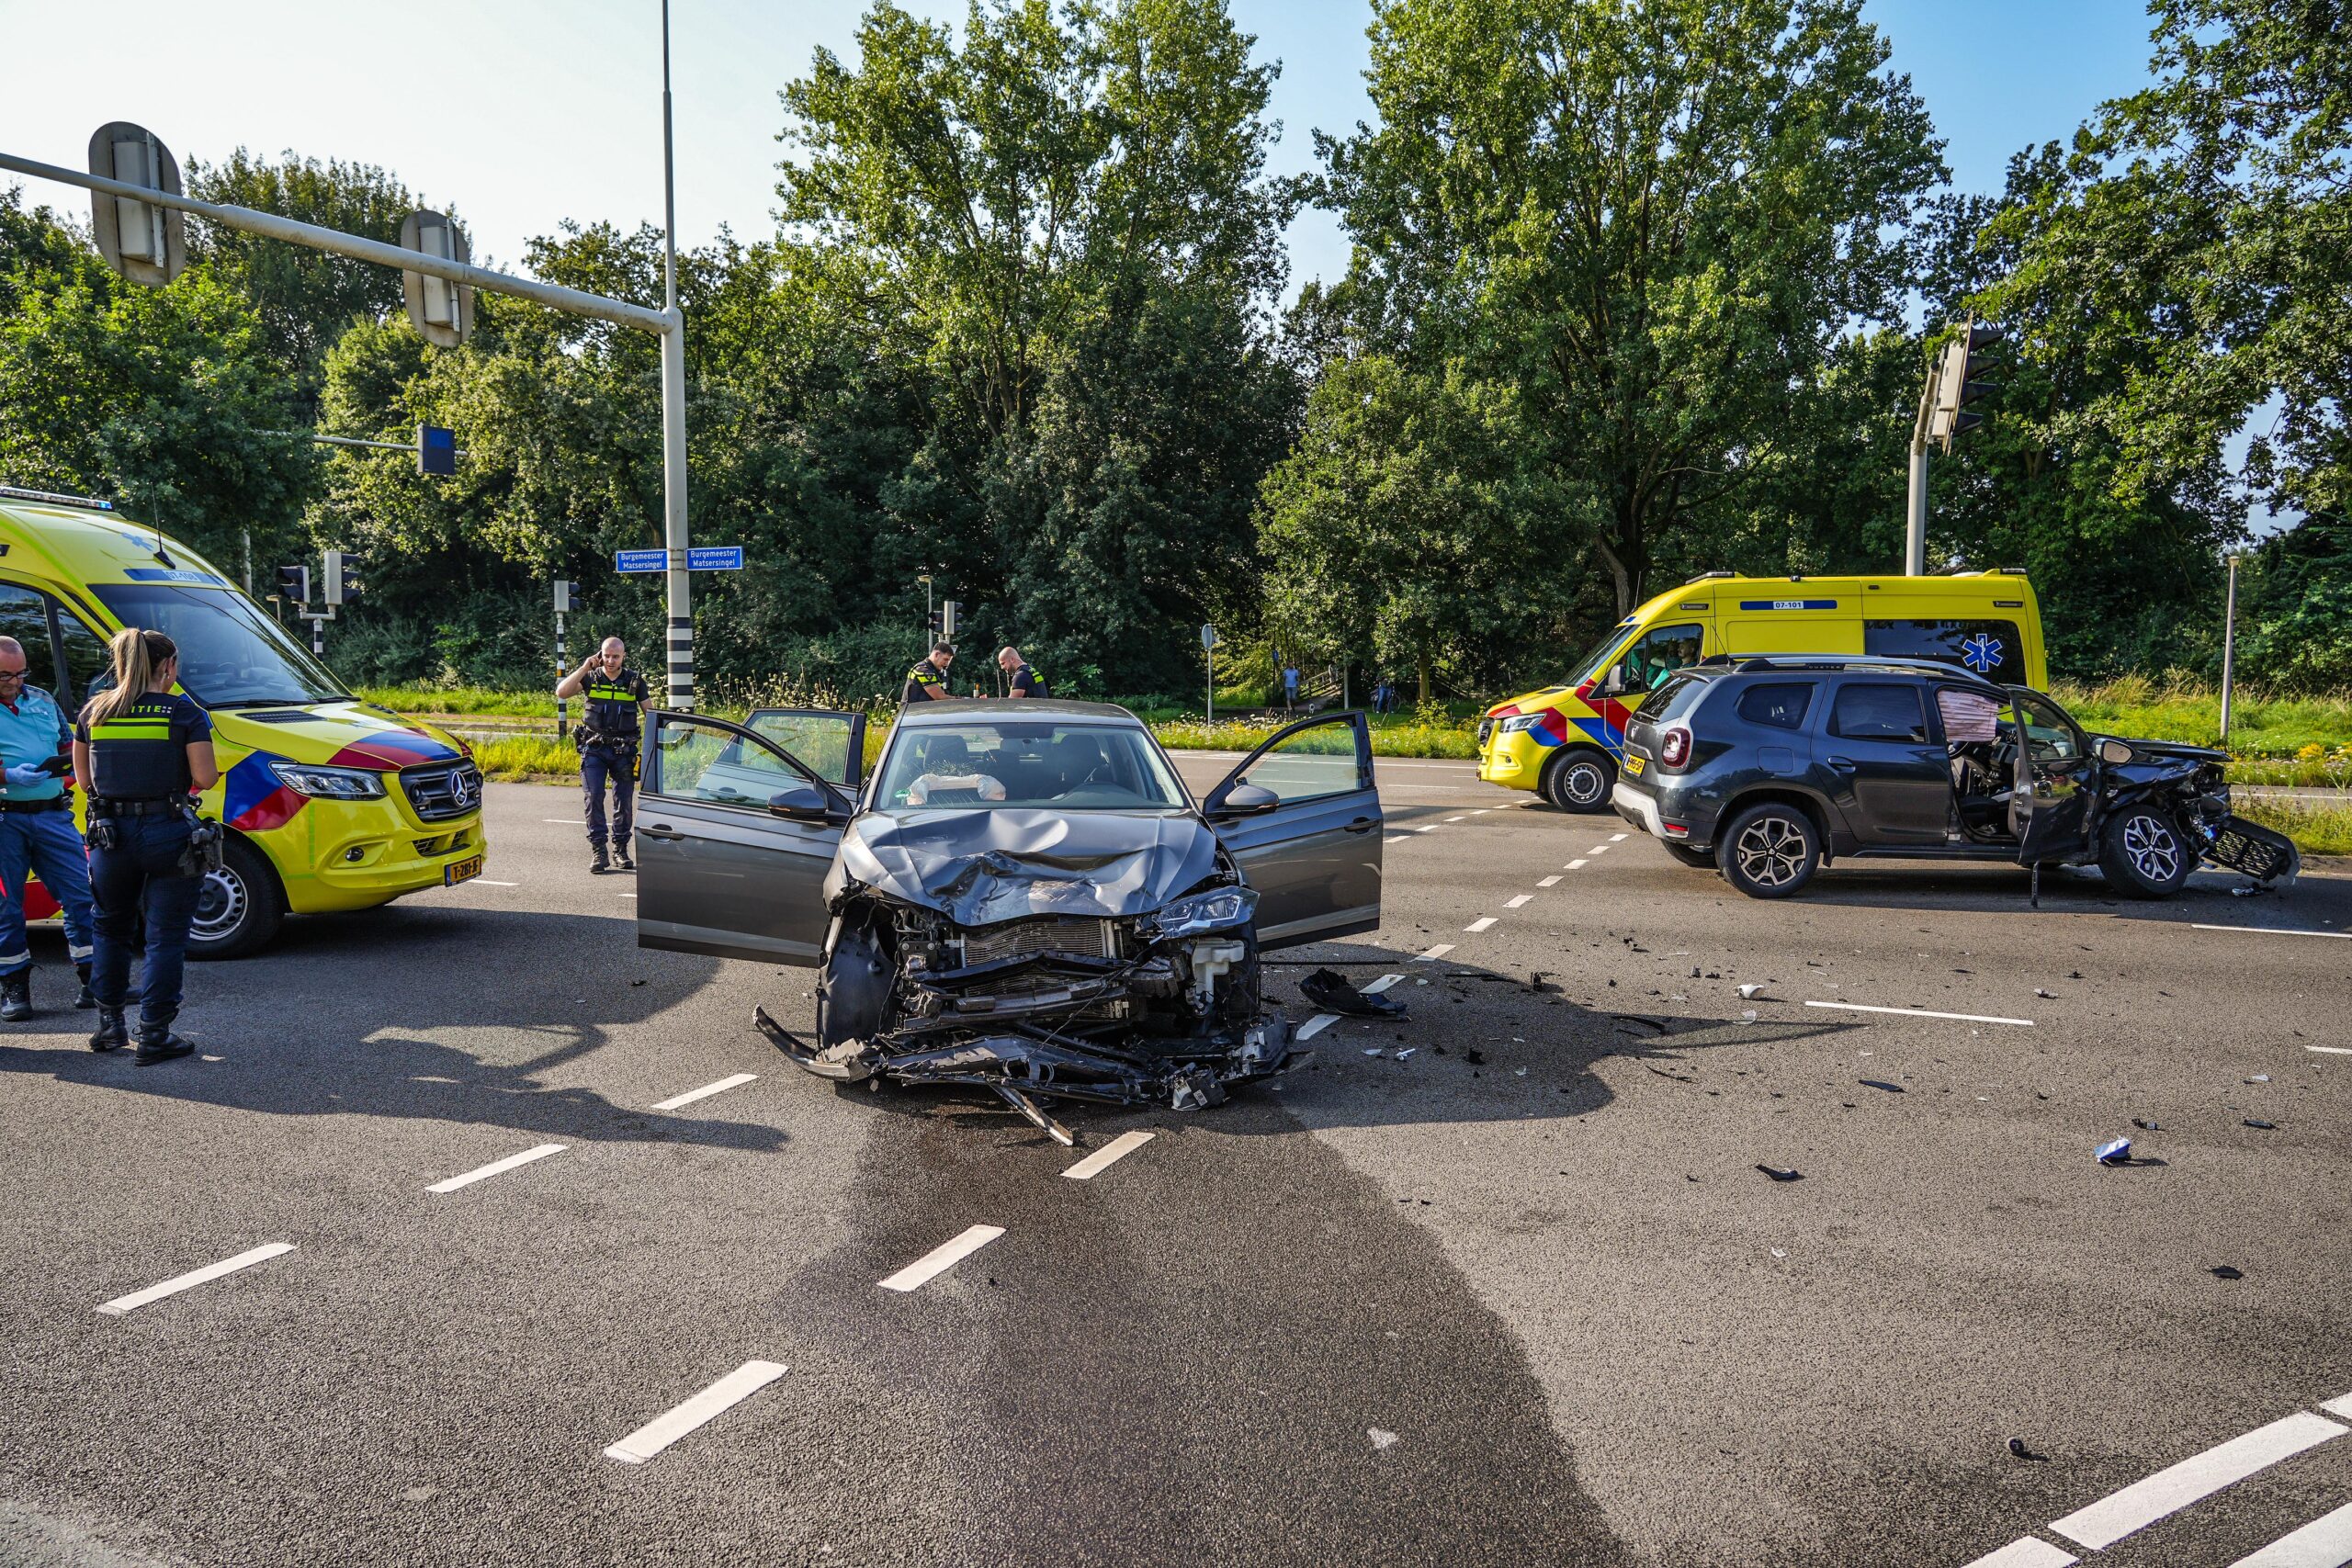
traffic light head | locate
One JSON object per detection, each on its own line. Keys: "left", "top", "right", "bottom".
{"left": 274, "top": 565, "right": 311, "bottom": 604}
{"left": 322, "top": 550, "right": 361, "bottom": 608}
{"left": 1929, "top": 317, "right": 2009, "bottom": 454}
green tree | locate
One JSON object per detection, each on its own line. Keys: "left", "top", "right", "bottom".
{"left": 1320, "top": 0, "right": 1945, "bottom": 616}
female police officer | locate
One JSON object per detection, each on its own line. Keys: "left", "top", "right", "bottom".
{"left": 72, "top": 628, "right": 218, "bottom": 1065}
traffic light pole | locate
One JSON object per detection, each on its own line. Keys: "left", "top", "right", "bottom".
{"left": 0, "top": 144, "right": 701, "bottom": 708}
{"left": 1906, "top": 371, "right": 1934, "bottom": 577}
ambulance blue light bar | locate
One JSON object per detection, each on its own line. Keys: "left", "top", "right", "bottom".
{"left": 0, "top": 486, "right": 114, "bottom": 511}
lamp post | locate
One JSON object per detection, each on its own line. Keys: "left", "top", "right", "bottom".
{"left": 2220, "top": 554, "right": 2243, "bottom": 743}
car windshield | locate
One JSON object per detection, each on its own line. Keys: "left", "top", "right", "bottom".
{"left": 91, "top": 584, "right": 348, "bottom": 706}
{"left": 876, "top": 721, "right": 1185, "bottom": 811}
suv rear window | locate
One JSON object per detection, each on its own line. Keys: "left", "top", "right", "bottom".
{"left": 1736, "top": 682, "right": 1815, "bottom": 731}
{"left": 1829, "top": 682, "right": 1928, "bottom": 741}
{"left": 1635, "top": 671, "right": 1710, "bottom": 722}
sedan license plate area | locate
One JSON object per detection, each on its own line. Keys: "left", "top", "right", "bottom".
{"left": 444, "top": 854, "right": 485, "bottom": 887}
{"left": 1623, "top": 754, "right": 1645, "bottom": 776}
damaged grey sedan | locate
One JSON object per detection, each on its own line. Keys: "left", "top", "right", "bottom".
{"left": 633, "top": 700, "right": 1383, "bottom": 1128}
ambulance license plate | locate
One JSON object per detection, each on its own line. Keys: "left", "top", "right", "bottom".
{"left": 444, "top": 855, "right": 484, "bottom": 886}
{"left": 1623, "top": 755, "right": 1645, "bottom": 775}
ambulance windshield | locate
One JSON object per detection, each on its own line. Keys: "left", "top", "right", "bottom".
{"left": 92, "top": 584, "right": 348, "bottom": 706}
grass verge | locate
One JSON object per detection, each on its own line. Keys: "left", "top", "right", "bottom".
{"left": 2235, "top": 798, "right": 2352, "bottom": 859}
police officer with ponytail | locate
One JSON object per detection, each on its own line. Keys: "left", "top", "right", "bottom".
{"left": 72, "top": 629, "right": 219, "bottom": 1066}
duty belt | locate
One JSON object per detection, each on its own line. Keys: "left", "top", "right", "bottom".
{"left": 92, "top": 797, "right": 182, "bottom": 817}
{"left": 0, "top": 797, "right": 68, "bottom": 814}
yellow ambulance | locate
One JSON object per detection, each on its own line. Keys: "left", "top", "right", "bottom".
{"left": 1477, "top": 570, "right": 2048, "bottom": 811}
{"left": 0, "top": 487, "right": 486, "bottom": 955}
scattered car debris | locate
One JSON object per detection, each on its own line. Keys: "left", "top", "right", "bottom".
{"left": 1463, "top": 1049, "right": 1486, "bottom": 1066}
{"left": 1363, "top": 1047, "right": 1384, "bottom": 1058}
{"left": 2211, "top": 1266, "right": 2245, "bottom": 1280}
{"left": 1738, "top": 983, "right": 1765, "bottom": 999}
{"left": 1302, "top": 968, "right": 1408, "bottom": 1020}
{"left": 2132, "top": 1118, "right": 2162, "bottom": 1132}
{"left": 1755, "top": 1165, "right": 1804, "bottom": 1182}
{"left": 1860, "top": 1079, "right": 1905, "bottom": 1094}
{"left": 2034, "top": 988, "right": 2055, "bottom": 998}
{"left": 2245, "top": 1118, "right": 2278, "bottom": 1130}
{"left": 2096, "top": 1137, "right": 2132, "bottom": 1166}
{"left": 1396, "top": 1047, "right": 1417, "bottom": 1060}
{"left": 2245, "top": 1074, "right": 2270, "bottom": 1083}
{"left": 1645, "top": 1065, "right": 1694, "bottom": 1082}
{"left": 629, "top": 978, "right": 649, "bottom": 987}
{"left": 2007, "top": 1438, "right": 2048, "bottom": 1461}
{"left": 1368, "top": 1428, "right": 1399, "bottom": 1451}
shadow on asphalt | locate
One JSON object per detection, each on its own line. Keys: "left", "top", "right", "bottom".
{"left": 0, "top": 900, "right": 785, "bottom": 1154}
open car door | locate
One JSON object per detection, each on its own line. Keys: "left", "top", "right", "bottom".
{"left": 2007, "top": 691, "right": 2095, "bottom": 865}
{"left": 636, "top": 708, "right": 865, "bottom": 964}
{"left": 1201, "top": 710, "right": 1382, "bottom": 948}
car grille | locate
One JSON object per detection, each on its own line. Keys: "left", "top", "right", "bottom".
{"left": 402, "top": 761, "right": 484, "bottom": 822}
{"left": 958, "top": 916, "right": 1118, "bottom": 967}
{"left": 1476, "top": 717, "right": 1495, "bottom": 750}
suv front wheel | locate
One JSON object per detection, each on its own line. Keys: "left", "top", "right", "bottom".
{"left": 1540, "top": 748, "right": 1615, "bottom": 814}
{"left": 2098, "top": 806, "right": 2196, "bottom": 897}
{"left": 1720, "top": 803, "right": 1821, "bottom": 898}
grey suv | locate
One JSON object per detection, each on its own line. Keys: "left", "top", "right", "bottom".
{"left": 1609, "top": 657, "right": 2298, "bottom": 898}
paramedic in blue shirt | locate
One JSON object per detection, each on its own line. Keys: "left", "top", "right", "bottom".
{"left": 0, "top": 636, "right": 96, "bottom": 1020}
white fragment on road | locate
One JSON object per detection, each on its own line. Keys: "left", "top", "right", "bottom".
{"left": 1537, "top": 875, "right": 1561, "bottom": 887}
{"left": 1295, "top": 1014, "right": 1340, "bottom": 1041}
{"left": 1505, "top": 895, "right": 1533, "bottom": 908}
{"left": 1959, "top": 1539, "right": 2078, "bottom": 1568}
{"left": 651, "top": 1073, "right": 759, "bottom": 1111}
{"left": 1362, "top": 974, "right": 1407, "bottom": 995}
{"left": 1610, "top": 832, "right": 1628, "bottom": 841}
{"left": 2308, "top": 1046, "right": 2352, "bottom": 1055}
{"left": 1363, "top": 1047, "right": 1384, "bottom": 1057}
{"left": 1062, "top": 1130, "right": 1155, "bottom": 1181}
{"left": 1804, "top": 1000, "right": 2035, "bottom": 1027}
{"left": 2226, "top": 1498, "right": 2352, "bottom": 1567}
{"left": 1464, "top": 917, "right": 1498, "bottom": 933}
{"left": 1739, "top": 984, "right": 1765, "bottom": 999}
{"left": 1414, "top": 944, "right": 1454, "bottom": 962}
{"left": 2050, "top": 1411, "right": 2347, "bottom": 1550}
{"left": 603, "top": 1360, "right": 787, "bottom": 1464}
{"left": 1566, "top": 859, "right": 1589, "bottom": 870}
{"left": 426, "top": 1143, "right": 568, "bottom": 1193}
{"left": 96, "top": 1243, "right": 295, "bottom": 1317}
{"left": 2192, "top": 923, "right": 2351, "bottom": 941}
{"left": 879, "top": 1224, "right": 1005, "bottom": 1292}
{"left": 1368, "top": 1428, "right": 1399, "bottom": 1451}
{"left": 1396, "top": 1048, "right": 1416, "bottom": 1060}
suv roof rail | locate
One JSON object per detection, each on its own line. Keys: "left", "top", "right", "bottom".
{"left": 1731, "top": 653, "right": 2001, "bottom": 681}
{"left": 0, "top": 485, "right": 115, "bottom": 513}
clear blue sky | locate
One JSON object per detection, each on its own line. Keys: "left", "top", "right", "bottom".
{"left": 2, "top": 0, "right": 2161, "bottom": 291}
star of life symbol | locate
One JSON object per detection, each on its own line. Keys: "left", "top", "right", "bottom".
{"left": 1961, "top": 632, "right": 2005, "bottom": 673}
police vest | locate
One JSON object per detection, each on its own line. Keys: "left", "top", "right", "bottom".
{"left": 76, "top": 693, "right": 210, "bottom": 800}
{"left": 905, "top": 661, "right": 946, "bottom": 701}
{"left": 582, "top": 669, "right": 649, "bottom": 739}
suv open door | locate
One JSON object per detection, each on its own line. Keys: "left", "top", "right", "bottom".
{"left": 636, "top": 708, "right": 865, "bottom": 964}
{"left": 1201, "top": 711, "right": 1382, "bottom": 947}
{"left": 2008, "top": 690, "right": 2094, "bottom": 865}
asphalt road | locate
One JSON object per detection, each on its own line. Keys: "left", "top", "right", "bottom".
{"left": 2, "top": 757, "right": 2347, "bottom": 1568}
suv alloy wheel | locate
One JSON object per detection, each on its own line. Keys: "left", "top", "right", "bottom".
{"left": 2098, "top": 806, "right": 2196, "bottom": 897}
{"left": 1720, "top": 802, "right": 1821, "bottom": 898}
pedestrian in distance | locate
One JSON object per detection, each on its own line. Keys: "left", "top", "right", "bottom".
{"left": 997, "top": 647, "right": 1047, "bottom": 699}
{"left": 0, "top": 636, "right": 96, "bottom": 1021}
{"left": 555, "top": 637, "right": 650, "bottom": 875}
{"left": 73, "top": 628, "right": 219, "bottom": 1066}
{"left": 1282, "top": 661, "right": 1300, "bottom": 715}
{"left": 902, "top": 641, "right": 954, "bottom": 705}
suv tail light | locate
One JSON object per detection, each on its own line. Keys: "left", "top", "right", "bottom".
{"left": 1658, "top": 726, "right": 1692, "bottom": 771}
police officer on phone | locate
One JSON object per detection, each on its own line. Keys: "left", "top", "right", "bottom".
{"left": 74, "top": 628, "right": 219, "bottom": 1065}
{"left": 0, "top": 636, "right": 96, "bottom": 1020}
{"left": 902, "top": 641, "right": 954, "bottom": 705}
{"left": 996, "top": 646, "right": 1046, "bottom": 699}
{"left": 555, "top": 637, "right": 649, "bottom": 874}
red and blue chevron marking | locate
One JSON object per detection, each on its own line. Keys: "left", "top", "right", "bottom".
{"left": 223, "top": 751, "right": 306, "bottom": 833}
{"left": 325, "top": 729, "right": 462, "bottom": 770}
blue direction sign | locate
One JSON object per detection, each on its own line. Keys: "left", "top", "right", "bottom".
{"left": 615, "top": 548, "right": 667, "bottom": 573}
{"left": 687, "top": 546, "right": 743, "bottom": 570}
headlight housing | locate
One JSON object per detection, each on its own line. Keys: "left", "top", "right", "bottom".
{"left": 268, "top": 761, "right": 388, "bottom": 800}
{"left": 1499, "top": 713, "right": 1546, "bottom": 733}
{"left": 1147, "top": 886, "right": 1258, "bottom": 941}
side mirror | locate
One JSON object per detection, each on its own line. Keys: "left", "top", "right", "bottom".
{"left": 1215, "top": 782, "right": 1281, "bottom": 817}
{"left": 2098, "top": 738, "right": 2133, "bottom": 766}
{"left": 767, "top": 784, "right": 833, "bottom": 821}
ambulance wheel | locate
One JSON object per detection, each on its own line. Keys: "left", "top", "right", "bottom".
{"left": 188, "top": 839, "right": 286, "bottom": 960}
{"left": 1540, "top": 749, "right": 1615, "bottom": 813}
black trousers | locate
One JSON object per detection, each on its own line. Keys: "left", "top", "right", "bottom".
{"left": 582, "top": 746, "right": 636, "bottom": 850}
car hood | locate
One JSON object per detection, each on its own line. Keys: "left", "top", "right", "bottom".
{"left": 209, "top": 700, "right": 471, "bottom": 770}
{"left": 2102, "top": 734, "right": 2229, "bottom": 766}
{"left": 831, "top": 807, "right": 1221, "bottom": 925}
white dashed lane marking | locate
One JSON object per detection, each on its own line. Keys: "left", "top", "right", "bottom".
{"left": 1295, "top": 1014, "right": 1340, "bottom": 1041}
{"left": 1504, "top": 895, "right": 1532, "bottom": 908}
{"left": 879, "top": 1224, "right": 1004, "bottom": 1292}
{"left": 1464, "top": 917, "right": 1498, "bottom": 933}
{"left": 2311, "top": 1046, "right": 2352, "bottom": 1055}
{"left": 471, "top": 879, "right": 520, "bottom": 886}
{"left": 1411, "top": 825, "right": 1439, "bottom": 833}
{"left": 603, "top": 1360, "right": 787, "bottom": 1464}
{"left": 1959, "top": 1540, "right": 2076, "bottom": 1568}
{"left": 2228, "top": 1498, "right": 2352, "bottom": 1566}
{"left": 96, "top": 1243, "right": 295, "bottom": 1317}
{"left": 1588, "top": 844, "right": 1611, "bottom": 855}
{"left": 1362, "top": 974, "right": 1407, "bottom": 994}
{"left": 1566, "top": 859, "right": 1588, "bottom": 870}
{"left": 1062, "top": 1131, "right": 1155, "bottom": 1181}
{"left": 426, "top": 1143, "right": 568, "bottom": 1193}
{"left": 1609, "top": 832, "right": 1627, "bottom": 840}
{"left": 1446, "top": 815, "right": 1467, "bottom": 822}
{"left": 650, "top": 1073, "right": 758, "bottom": 1111}
{"left": 2192, "top": 923, "right": 2349, "bottom": 941}
{"left": 1537, "top": 875, "right": 1561, "bottom": 886}
{"left": 539, "top": 818, "right": 578, "bottom": 825}
{"left": 2050, "top": 1411, "right": 2346, "bottom": 1550}
{"left": 1804, "top": 1000, "right": 2035, "bottom": 1027}
{"left": 1413, "top": 944, "right": 1454, "bottom": 962}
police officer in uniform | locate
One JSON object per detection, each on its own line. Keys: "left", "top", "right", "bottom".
{"left": 73, "top": 628, "right": 218, "bottom": 1066}
{"left": 0, "top": 636, "right": 96, "bottom": 1019}
{"left": 902, "top": 641, "right": 954, "bottom": 705}
{"left": 996, "top": 646, "right": 1046, "bottom": 699}
{"left": 555, "top": 637, "right": 650, "bottom": 874}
